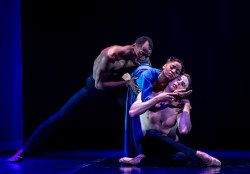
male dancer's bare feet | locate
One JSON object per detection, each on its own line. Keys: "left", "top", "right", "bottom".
{"left": 7, "top": 149, "right": 24, "bottom": 162}
{"left": 196, "top": 150, "right": 221, "bottom": 167}
{"left": 119, "top": 154, "right": 145, "bottom": 165}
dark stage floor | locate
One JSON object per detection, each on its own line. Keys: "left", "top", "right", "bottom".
{"left": 1, "top": 150, "right": 250, "bottom": 174}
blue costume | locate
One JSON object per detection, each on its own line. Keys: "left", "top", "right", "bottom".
{"left": 124, "top": 63, "right": 161, "bottom": 157}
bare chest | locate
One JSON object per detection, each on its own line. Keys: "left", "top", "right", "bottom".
{"left": 107, "top": 60, "right": 128, "bottom": 71}
{"left": 149, "top": 107, "right": 179, "bottom": 128}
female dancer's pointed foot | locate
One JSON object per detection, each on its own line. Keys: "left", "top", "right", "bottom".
{"left": 119, "top": 154, "right": 145, "bottom": 165}
{"left": 196, "top": 150, "right": 221, "bottom": 167}
{"left": 7, "top": 149, "right": 24, "bottom": 162}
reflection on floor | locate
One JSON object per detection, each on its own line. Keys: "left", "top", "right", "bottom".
{"left": 1, "top": 150, "right": 250, "bottom": 174}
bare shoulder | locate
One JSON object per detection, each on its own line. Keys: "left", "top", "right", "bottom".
{"left": 94, "top": 46, "right": 117, "bottom": 62}
{"left": 100, "top": 46, "right": 115, "bottom": 56}
{"left": 107, "top": 45, "right": 131, "bottom": 57}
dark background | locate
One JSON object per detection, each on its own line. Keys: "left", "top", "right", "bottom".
{"left": 21, "top": 0, "right": 250, "bottom": 151}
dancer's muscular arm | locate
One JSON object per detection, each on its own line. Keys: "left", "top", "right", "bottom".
{"left": 93, "top": 46, "right": 134, "bottom": 90}
{"left": 177, "top": 99, "right": 192, "bottom": 134}
{"left": 129, "top": 92, "right": 175, "bottom": 117}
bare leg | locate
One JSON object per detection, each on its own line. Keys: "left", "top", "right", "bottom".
{"left": 196, "top": 150, "right": 221, "bottom": 167}
{"left": 119, "top": 154, "right": 145, "bottom": 165}
{"left": 7, "top": 149, "right": 24, "bottom": 162}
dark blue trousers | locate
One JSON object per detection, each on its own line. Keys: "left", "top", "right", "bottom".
{"left": 22, "top": 75, "right": 125, "bottom": 153}
{"left": 140, "top": 129, "right": 202, "bottom": 166}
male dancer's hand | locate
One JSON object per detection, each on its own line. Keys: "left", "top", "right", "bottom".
{"left": 122, "top": 73, "right": 140, "bottom": 94}
{"left": 127, "top": 77, "right": 140, "bottom": 94}
{"left": 171, "top": 89, "right": 192, "bottom": 98}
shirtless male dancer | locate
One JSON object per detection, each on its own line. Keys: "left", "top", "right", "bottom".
{"left": 119, "top": 73, "right": 221, "bottom": 167}
{"left": 7, "top": 36, "right": 154, "bottom": 162}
